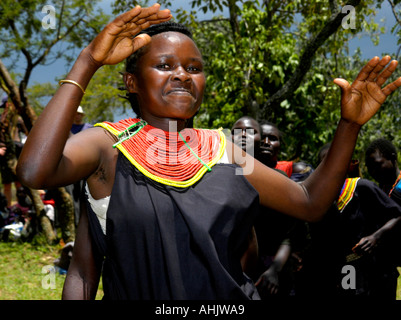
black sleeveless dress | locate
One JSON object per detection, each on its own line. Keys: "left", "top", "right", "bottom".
{"left": 87, "top": 152, "right": 261, "bottom": 300}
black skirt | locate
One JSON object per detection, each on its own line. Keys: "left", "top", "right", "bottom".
{"left": 87, "top": 153, "right": 261, "bottom": 300}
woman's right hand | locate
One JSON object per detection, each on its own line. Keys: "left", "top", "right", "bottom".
{"left": 83, "top": 4, "right": 172, "bottom": 68}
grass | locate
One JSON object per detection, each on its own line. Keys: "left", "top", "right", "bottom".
{"left": 0, "top": 235, "right": 103, "bottom": 300}
{"left": 398, "top": 267, "right": 401, "bottom": 300}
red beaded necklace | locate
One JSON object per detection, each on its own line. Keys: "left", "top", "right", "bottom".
{"left": 95, "top": 118, "right": 226, "bottom": 187}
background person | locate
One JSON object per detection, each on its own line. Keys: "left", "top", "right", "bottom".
{"left": 258, "top": 121, "right": 314, "bottom": 181}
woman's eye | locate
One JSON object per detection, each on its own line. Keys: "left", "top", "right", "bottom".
{"left": 157, "top": 64, "right": 170, "bottom": 70}
{"left": 187, "top": 66, "right": 202, "bottom": 73}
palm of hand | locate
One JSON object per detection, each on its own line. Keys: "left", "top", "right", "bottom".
{"left": 85, "top": 4, "right": 172, "bottom": 67}
{"left": 334, "top": 56, "right": 401, "bottom": 126}
{"left": 343, "top": 80, "right": 386, "bottom": 126}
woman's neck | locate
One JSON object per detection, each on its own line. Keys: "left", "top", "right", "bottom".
{"left": 141, "top": 115, "right": 189, "bottom": 132}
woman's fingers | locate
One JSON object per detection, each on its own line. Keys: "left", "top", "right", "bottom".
{"left": 127, "top": 4, "right": 171, "bottom": 29}
{"left": 342, "top": 55, "right": 400, "bottom": 98}
{"left": 333, "top": 78, "right": 352, "bottom": 105}
{"left": 111, "top": 6, "right": 142, "bottom": 28}
{"left": 134, "top": 14, "right": 172, "bottom": 29}
{"left": 375, "top": 59, "right": 398, "bottom": 87}
{"left": 131, "top": 33, "right": 152, "bottom": 53}
{"left": 110, "top": 4, "right": 171, "bottom": 35}
{"left": 382, "top": 76, "right": 401, "bottom": 96}
{"left": 366, "top": 55, "right": 392, "bottom": 82}
{"left": 134, "top": 4, "right": 172, "bottom": 22}
{"left": 352, "top": 56, "right": 399, "bottom": 93}
{"left": 118, "top": 4, "right": 162, "bottom": 24}
{"left": 353, "top": 56, "right": 380, "bottom": 82}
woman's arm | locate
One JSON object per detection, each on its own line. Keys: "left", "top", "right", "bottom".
{"left": 16, "top": 5, "right": 172, "bottom": 190}
{"left": 233, "top": 56, "right": 401, "bottom": 222}
{"left": 255, "top": 243, "right": 291, "bottom": 295}
{"left": 17, "top": 51, "right": 99, "bottom": 189}
{"left": 353, "top": 216, "right": 401, "bottom": 255}
{"left": 62, "top": 200, "right": 102, "bottom": 300}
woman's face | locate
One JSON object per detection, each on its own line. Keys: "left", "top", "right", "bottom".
{"left": 231, "top": 118, "right": 261, "bottom": 153}
{"left": 366, "top": 149, "right": 397, "bottom": 185}
{"left": 127, "top": 32, "right": 206, "bottom": 126}
{"left": 259, "top": 124, "right": 281, "bottom": 162}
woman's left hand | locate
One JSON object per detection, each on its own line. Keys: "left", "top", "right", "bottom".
{"left": 334, "top": 56, "right": 401, "bottom": 126}
{"left": 84, "top": 4, "right": 172, "bottom": 68}
{"left": 352, "top": 235, "right": 378, "bottom": 255}
{"left": 255, "top": 267, "right": 280, "bottom": 295}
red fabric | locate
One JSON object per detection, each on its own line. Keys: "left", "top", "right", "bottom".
{"left": 275, "top": 161, "right": 293, "bottom": 177}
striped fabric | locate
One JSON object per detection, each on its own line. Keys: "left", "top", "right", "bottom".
{"left": 336, "top": 178, "right": 360, "bottom": 212}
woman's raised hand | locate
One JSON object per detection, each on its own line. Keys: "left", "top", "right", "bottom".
{"left": 334, "top": 56, "right": 401, "bottom": 126}
{"left": 84, "top": 3, "right": 172, "bottom": 67}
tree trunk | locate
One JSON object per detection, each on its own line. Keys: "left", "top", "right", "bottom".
{"left": 0, "top": 59, "right": 36, "bottom": 130}
{"left": 261, "top": 0, "right": 362, "bottom": 118}
{"left": 0, "top": 58, "right": 75, "bottom": 243}
{"left": 52, "top": 187, "right": 76, "bottom": 244}
{"left": 29, "top": 187, "right": 58, "bottom": 244}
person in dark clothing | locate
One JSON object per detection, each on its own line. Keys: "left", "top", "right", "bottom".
{"left": 296, "top": 143, "right": 401, "bottom": 299}
{"left": 70, "top": 106, "right": 93, "bottom": 135}
{"left": 0, "top": 94, "right": 26, "bottom": 207}
{"left": 231, "top": 116, "right": 298, "bottom": 296}
{"left": 337, "top": 178, "right": 401, "bottom": 299}
{"left": 16, "top": 4, "right": 401, "bottom": 300}
{"left": 258, "top": 121, "right": 314, "bottom": 181}
{"left": 365, "top": 138, "right": 401, "bottom": 205}
{"left": 231, "top": 116, "right": 262, "bottom": 158}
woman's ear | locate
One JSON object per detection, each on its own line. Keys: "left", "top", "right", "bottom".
{"left": 123, "top": 72, "right": 138, "bottom": 94}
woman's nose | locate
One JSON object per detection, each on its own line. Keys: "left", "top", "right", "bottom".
{"left": 172, "top": 66, "right": 190, "bottom": 82}
{"left": 261, "top": 137, "right": 270, "bottom": 145}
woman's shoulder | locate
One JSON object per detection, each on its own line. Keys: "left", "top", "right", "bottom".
{"left": 69, "top": 123, "right": 118, "bottom": 154}
{"left": 94, "top": 118, "right": 141, "bottom": 136}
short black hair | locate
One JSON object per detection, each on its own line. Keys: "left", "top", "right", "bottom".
{"left": 365, "top": 138, "right": 397, "bottom": 162}
{"left": 259, "top": 120, "right": 284, "bottom": 142}
{"left": 231, "top": 116, "right": 261, "bottom": 132}
{"left": 317, "top": 142, "right": 331, "bottom": 164}
{"left": 126, "top": 22, "right": 193, "bottom": 74}
{"left": 123, "top": 22, "right": 194, "bottom": 116}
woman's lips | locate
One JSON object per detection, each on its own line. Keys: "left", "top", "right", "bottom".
{"left": 166, "top": 88, "right": 193, "bottom": 96}
{"left": 260, "top": 147, "right": 273, "bottom": 154}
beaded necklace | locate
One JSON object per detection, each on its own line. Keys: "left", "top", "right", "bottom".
{"left": 95, "top": 118, "right": 226, "bottom": 188}
{"left": 388, "top": 171, "right": 401, "bottom": 197}
{"left": 336, "top": 177, "right": 360, "bottom": 212}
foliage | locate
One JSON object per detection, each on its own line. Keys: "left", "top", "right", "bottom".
{"left": 164, "top": 0, "right": 385, "bottom": 164}
{"left": 0, "top": 0, "right": 109, "bottom": 73}
{"left": 80, "top": 64, "right": 130, "bottom": 123}
{"left": 106, "top": 0, "right": 401, "bottom": 166}
{"left": 27, "top": 82, "right": 57, "bottom": 115}
{"left": 27, "top": 64, "right": 130, "bottom": 124}
{"left": 0, "top": 0, "right": 112, "bottom": 126}
{"left": 4, "top": 0, "right": 401, "bottom": 169}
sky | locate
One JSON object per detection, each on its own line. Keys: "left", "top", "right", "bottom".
{"left": 2, "top": 1, "right": 400, "bottom": 121}
{"left": 23, "top": 1, "right": 400, "bottom": 84}
{"left": 348, "top": 1, "right": 398, "bottom": 57}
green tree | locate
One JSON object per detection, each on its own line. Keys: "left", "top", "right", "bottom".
{"left": 27, "top": 64, "right": 129, "bottom": 124}
{"left": 346, "top": 0, "right": 401, "bottom": 179}
{"left": 0, "top": 0, "right": 109, "bottom": 243}
{"left": 85, "top": 0, "right": 401, "bottom": 169}
{"left": 165, "top": 0, "right": 384, "bottom": 163}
